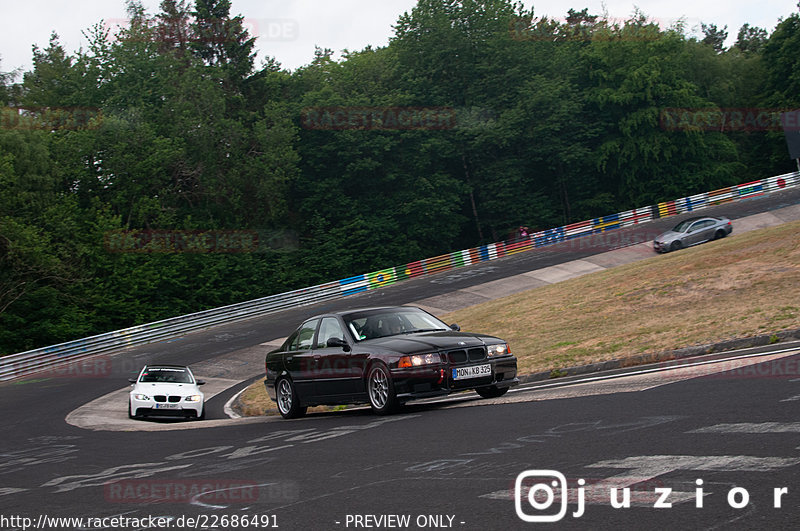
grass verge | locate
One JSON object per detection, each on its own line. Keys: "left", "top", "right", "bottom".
{"left": 445, "top": 219, "right": 800, "bottom": 375}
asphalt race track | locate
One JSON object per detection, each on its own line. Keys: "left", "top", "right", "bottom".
{"left": 1, "top": 186, "right": 800, "bottom": 530}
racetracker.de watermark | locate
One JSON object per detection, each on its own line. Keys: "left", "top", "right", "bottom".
{"left": 508, "top": 15, "right": 705, "bottom": 42}
{"left": 104, "top": 230, "right": 259, "bottom": 253}
{"left": 104, "top": 479, "right": 297, "bottom": 504}
{"left": 662, "top": 355, "right": 800, "bottom": 381}
{"left": 103, "top": 18, "right": 299, "bottom": 42}
{"left": 661, "top": 108, "right": 800, "bottom": 132}
{"left": 0, "top": 106, "right": 102, "bottom": 131}
{"left": 301, "top": 106, "right": 458, "bottom": 131}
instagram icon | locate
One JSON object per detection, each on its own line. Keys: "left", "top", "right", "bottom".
{"left": 515, "top": 470, "right": 584, "bottom": 522}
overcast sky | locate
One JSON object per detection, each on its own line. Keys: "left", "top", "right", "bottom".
{"left": 1, "top": 1, "right": 798, "bottom": 76}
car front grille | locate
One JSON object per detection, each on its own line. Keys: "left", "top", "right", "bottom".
{"left": 153, "top": 395, "right": 182, "bottom": 403}
{"left": 447, "top": 347, "right": 486, "bottom": 364}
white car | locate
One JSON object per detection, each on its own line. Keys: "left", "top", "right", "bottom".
{"left": 128, "top": 365, "right": 205, "bottom": 420}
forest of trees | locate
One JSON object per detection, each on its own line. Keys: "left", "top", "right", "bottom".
{"left": 1, "top": 0, "right": 799, "bottom": 355}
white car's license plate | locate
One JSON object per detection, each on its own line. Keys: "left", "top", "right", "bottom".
{"left": 155, "top": 403, "right": 180, "bottom": 409}
{"left": 452, "top": 364, "right": 491, "bottom": 380}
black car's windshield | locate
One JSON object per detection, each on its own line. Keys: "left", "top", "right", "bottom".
{"left": 344, "top": 308, "right": 449, "bottom": 341}
{"left": 139, "top": 367, "right": 193, "bottom": 384}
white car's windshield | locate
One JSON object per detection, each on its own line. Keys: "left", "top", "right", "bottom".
{"left": 139, "top": 367, "right": 193, "bottom": 384}
{"left": 345, "top": 308, "right": 449, "bottom": 341}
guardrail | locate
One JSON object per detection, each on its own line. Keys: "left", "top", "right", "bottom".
{"left": 1, "top": 171, "right": 798, "bottom": 381}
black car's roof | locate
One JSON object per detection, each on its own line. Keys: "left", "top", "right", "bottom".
{"left": 307, "top": 306, "right": 423, "bottom": 320}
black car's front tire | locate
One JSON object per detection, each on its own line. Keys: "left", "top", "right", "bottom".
{"left": 476, "top": 385, "right": 509, "bottom": 399}
{"left": 367, "top": 363, "right": 398, "bottom": 415}
{"left": 276, "top": 377, "right": 307, "bottom": 419}
{"left": 670, "top": 241, "right": 682, "bottom": 252}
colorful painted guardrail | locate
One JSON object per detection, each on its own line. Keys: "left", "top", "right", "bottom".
{"left": 337, "top": 172, "right": 799, "bottom": 296}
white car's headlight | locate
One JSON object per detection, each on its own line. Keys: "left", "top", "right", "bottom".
{"left": 184, "top": 395, "right": 203, "bottom": 402}
{"left": 398, "top": 353, "right": 440, "bottom": 368}
{"left": 487, "top": 343, "right": 510, "bottom": 357}
{"left": 133, "top": 393, "right": 149, "bottom": 400}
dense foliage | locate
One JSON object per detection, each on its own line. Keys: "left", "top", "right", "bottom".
{"left": 1, "top": 0, "right": 798, "bottom": 354}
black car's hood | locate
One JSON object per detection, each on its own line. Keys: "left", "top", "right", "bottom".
{"left": 361, "top": 331, "right": 500, "bottom": 355}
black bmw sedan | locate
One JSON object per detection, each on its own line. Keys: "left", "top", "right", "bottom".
{"left": 264, "top": 306, "right": 518, "bottom": 418}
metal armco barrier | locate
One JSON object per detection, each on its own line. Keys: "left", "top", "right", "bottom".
{"left": 1, "top": 171, "right": 798, "bottom": 381}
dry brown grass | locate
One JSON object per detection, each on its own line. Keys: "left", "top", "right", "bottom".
{"left": 236, "top": 378, "right": 276, "bottom": 416}
{"left": 237, "top": 221, "right": 800, "bottom": 415}
{"left": 445, "top": 220, "right": 800, "bottom": 375}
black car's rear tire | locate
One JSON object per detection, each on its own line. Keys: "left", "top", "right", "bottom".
{"left": 670, "top": 241, "right": 682, "bottom": 252}
{"left": 714, "top": 229, "right": 727, "bottom": 240}
{"left": 367, "top": 363, "right": 398, "bottom": 415}
{"left": 276, "top": 377, "right": 307, "bottom": 419}
{"left": 476, "top": 385, "right": 509, "bottom": 399}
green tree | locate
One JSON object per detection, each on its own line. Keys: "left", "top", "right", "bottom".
{"left": 0, "top": 59, "right": 20, "bottom": 105}
{"left": 21, "top": 33, "right": 85, "bottom": 107}
{"left": 735, "top": 24, "right": 768, "bottom": 54}
{"left": 584, "top": 14, "right": 741, "bottom": 206}
{"left": 191, "top": 0, "right": 256, "bottom": 84}
{"left": 701, "top": 22, "right": 728, "bottom": 53}
{"left": 762, "top": 13, "right": 800, "bottom": 106}
{"left": 759, "top": 12, "right": 800, "bottom": 171}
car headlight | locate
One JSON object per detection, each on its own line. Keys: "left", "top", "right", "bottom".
{"left": 184, "top": 395, "right": 203, "bottom": 402}
{"left": 398, "top": 353, "right": 440, "bottom": 368}
{"left": 133, "top": 393, "right": 149, "bottom": 400}
{"left": 487, "top": 343, "right": 510, "bottom": 357}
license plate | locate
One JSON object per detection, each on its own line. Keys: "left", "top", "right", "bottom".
{"left": 452, "top": 364, "right": 492, "bottom": 380}
{"left": 155, "top": 403, "right": 180, "bottom": 409}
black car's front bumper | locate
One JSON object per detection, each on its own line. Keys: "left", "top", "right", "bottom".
{"left": 392, "top": 355, "right": 518, "bottom": 401}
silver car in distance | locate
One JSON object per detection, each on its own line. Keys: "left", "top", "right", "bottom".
{"left": 653, "top": 216, "right": 732, "bottom": 253}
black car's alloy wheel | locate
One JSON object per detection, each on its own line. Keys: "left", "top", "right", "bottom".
{"left": 670, "top": 241, "right": 682, "bottom": 252}
{"left": 276, "top": 377, "right": 307, "bottom": 419}
{"left": 476, "top": 385, "right": 509, "bottom": 399}
{"left": 367, "top": 364, "right": 398, "bottom": 415}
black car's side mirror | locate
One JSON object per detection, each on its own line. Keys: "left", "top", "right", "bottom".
{"left": 327, "top": 337, "right": 351, "bottom": 352}
{"left": 196, "top": 380, "right": 206, "bottom": 386}
{"left": 450, "top": 323, "right": 461, "bottom": 331}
